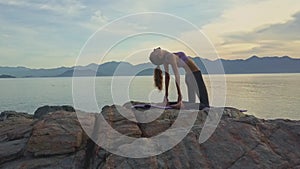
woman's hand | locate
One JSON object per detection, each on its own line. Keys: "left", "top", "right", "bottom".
{"left": 163, "top": 96, "right": 169, "bottom": 106}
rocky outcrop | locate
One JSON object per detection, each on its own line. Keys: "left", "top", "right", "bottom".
{"left": 0, "top": 104, "right": 299, "bottom": 169}
{"left": 0, "top": 109, "right": 88, "bottom": 169}
{"left": 33, "top": 105, "right": 75, "bottom": 119}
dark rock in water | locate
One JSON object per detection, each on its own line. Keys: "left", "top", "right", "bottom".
{"left": 0, "top": 103, "right": 299, "bottom": 169}
{"left": 0, "top": 111, "right": 33, "bottom": 121}
{"left": 33, "top": 105, "right": 75, "bottom": 119}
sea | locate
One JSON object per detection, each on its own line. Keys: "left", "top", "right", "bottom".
{"left": 0, "top": 73, "right": 299, "bottom": 120}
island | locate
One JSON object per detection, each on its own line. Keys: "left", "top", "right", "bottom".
{"left": 0, "top": 74, "right": 16, "bottom": 78}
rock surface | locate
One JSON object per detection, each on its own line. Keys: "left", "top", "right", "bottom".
{"left": 33, "top": 105, "right": 75, "bottom": 119}
{"left": 0, "top": 104, "right": 299, "bottom": 169}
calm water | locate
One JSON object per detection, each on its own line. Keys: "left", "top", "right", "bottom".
{"left": 0, "top": 74, "right": 299, "bottom": 120}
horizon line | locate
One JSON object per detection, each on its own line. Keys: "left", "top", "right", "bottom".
{"left": 0, "top": 55, "right": 298, "bottom": 69}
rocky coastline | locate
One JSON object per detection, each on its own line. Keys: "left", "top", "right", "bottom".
{"left": 0, "top": 103, "right": 299, "bottom": 169}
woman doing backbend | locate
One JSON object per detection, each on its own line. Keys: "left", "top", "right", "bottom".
{"left": 149, "top": 47, "right": 209, "bottom": 109}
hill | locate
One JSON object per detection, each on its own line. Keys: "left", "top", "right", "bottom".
{"left": 0, "top": 56, "right": 299, "bottom": 77}
{"left": 0, "top": 66, "right": 71, "bottom": 78}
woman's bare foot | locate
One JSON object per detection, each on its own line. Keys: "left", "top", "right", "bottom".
{"left": 170, "top": 101, "right": 184, "bottom": 109}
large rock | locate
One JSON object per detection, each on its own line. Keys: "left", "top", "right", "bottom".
{"left": 86, "top": 104, "right": 300, "bottom": 169}
{"left": 26, "top": 111, "right": 85, "bottom": 156}
{"left": 0, "top": 111, "right": 33, "bottom": 121}
{"left": 0, "top": 139, "right": 27, "bottom": 164}
{"left": 0, "top": 111, "right": 33, "bottom": 142}
{"left": 0, "top": 150, "right": 86, "bottom": 169}
{"left": 0, "top": 107, "right": 94, "bottom": 169}
{"left": 0, "top": 111, "right": 34, "bottom": 164}
{"left": 0, "top": 104, "right": 299, "bottom": 169}
{"left": 33, "top": 105, "right": 75, "bottom": 119}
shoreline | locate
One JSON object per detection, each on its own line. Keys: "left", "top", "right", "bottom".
{"left": 1, "top": 72, "right": 300, "bottom": 79}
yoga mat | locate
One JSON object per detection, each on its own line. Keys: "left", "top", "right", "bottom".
{"left": 131, "top": 102, "right": 247, "bottom": 112}
{"left": 132, "top": 104, "right": 172, "bottom": 109}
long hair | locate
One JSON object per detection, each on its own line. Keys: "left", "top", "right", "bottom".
{"left": 154, "top": 66, "right": 163, "bottom": 90}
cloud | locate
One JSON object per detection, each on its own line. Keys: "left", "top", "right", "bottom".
{"left": 1, "top": 0, "right": 300, "bottom": 68}
{"left": 81, "top": 9, "right": 110, "bottom": 30}
{"left": 225, "top": 12, "right": 300, "bottom": 42}
{"left": 40, "top": 0, "right": 86, "bottom": 15}
{"left": 0, "top": 0, "right": 25, "bottom": 6}
{"left": 202, "top": 0, "right": 300, "bottom": 41}
{"left": 0, "top": 4, "right": 89, "bottom": 68}
{"left": 199, "top": 0, "right": 300, "bottom": 58}
{"left": 219, "top": 11, "right": 300, "bottom": 57}
{"left": 91, "top": 10, "right": 109, "bottom": 24}
{"left": 0, "top": 0, "right": 86, "bottom": 15}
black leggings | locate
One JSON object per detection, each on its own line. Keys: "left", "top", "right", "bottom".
{"left": 185, "top": 71, "right": 209, "bottom": 107}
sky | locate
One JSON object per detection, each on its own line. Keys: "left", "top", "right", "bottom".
{"left": 0, "top": 0, "right": 299, "bottom": 68}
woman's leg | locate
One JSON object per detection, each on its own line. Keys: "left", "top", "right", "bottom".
{"left": 185, "top": 73, "right": 196, "bottom": 103}
{"left": 193, "top": 71, "right": 209, "bottom": 107}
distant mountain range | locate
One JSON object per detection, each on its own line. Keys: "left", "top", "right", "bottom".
{"left": 0, "top": 56, "right": 299, "bottom": 78}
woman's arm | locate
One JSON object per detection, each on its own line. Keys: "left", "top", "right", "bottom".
{"left": 163, "top": 63, "right": 170, "bottom": 104}
{"left": 169, "top": 56, "right": 182, "bottom": 103}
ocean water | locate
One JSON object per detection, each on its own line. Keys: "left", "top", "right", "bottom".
{"left": 0, "top": 74, "right": 299, "bottom": 120}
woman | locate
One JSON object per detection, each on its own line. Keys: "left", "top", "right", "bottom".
{"left": 149, "top": 47, "right": 209, "bottom": 109}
